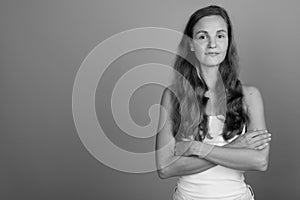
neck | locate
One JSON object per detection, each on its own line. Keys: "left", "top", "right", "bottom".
{"left": 196, "top": 64, "right": 219, "bottom": 90}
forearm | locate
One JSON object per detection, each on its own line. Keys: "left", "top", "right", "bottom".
{"left": 197, "top": 142, "right": 269, "bottom": 171}
{"left": 160, "top": 155, "right": 216, "bottom": 179}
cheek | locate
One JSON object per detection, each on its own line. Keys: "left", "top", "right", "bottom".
{"left": 220, "top": 41, "right": 229, "bottom": 52}
{"left": 194, "top": 44, "right": 207, "bottom": 55}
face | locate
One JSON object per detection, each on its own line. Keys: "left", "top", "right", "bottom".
{"left": 190, "top": 15, "right": 229, "bottom": 67}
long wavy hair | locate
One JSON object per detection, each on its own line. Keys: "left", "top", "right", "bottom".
{"left": 170, "top": 5, "right": 249, "bottom": 141}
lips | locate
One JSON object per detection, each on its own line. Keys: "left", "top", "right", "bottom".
{"left": 205, "top": 52, "right": 220, "bottom": 55}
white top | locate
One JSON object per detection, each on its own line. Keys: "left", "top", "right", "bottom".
{"left": 175, "top": 115, "right": 248, "bottom": 200}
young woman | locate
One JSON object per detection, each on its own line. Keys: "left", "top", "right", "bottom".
{"left": 155, "top": 5, "right": 271, "bottom": 200}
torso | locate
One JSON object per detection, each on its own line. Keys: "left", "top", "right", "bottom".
{"left": 205, "top": 84, "right": 250, "bottom": 117}
{"left": 175, "top": 84, "right": 252, "bottom": 200}
{"left": 175, "top": 115, "right": 248, "bottom": 200}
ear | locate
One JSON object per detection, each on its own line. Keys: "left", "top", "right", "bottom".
{"left": 189, "top": 39, "right": 194, "bottom": 51}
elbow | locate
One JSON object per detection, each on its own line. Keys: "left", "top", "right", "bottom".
{"left": 255, "top": 156, "right": 269, "bottom": 171}
{"left": 157, "top": 164, "right": 175, "bottom": 179}
{"left": 157, "top": 168, "right": 169, "bottom": 179}
{"left": 156, "top": 162, "right": 168, "bottom": 179}
{"left": 258, "top": 160, "right": 269, "bottom": 171}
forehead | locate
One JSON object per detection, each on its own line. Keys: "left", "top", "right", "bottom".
{"left": 193, "top": 15, "right": 228, "bottom": 35}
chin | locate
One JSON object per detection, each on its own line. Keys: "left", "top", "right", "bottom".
{"left": 201, "top": 55, "right": 225, "bottom": 67}
{"left": 202, "top": 60, "right": 223, "bottom": 67}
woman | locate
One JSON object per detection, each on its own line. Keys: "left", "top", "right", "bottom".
{"left": 155, "top": 5, "right": 271, "bottom": 200}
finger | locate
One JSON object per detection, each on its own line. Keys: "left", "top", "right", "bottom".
{"left": 249, "top": 133, "right": 271, "bottom": 144}
{"left": 255, "top": 142, "right": 269, "bottom": 150}
{"left": 248, "top": 135, "right": 270, "bottom": 149}
{"left": 250, "top": 129, "right": 268, "bottom": 135}
{"left": 254, "top": 141, "right": 271, "bottom": 150}
{"left": 255, "top": 143, "right": 266, "bottom": 150}
{"left": 253, "top": 137, "right": 271, "bottom": 147}
{"left": 254, "top": 132, "right": 271, "bottom": 140}
{"left": 246, "top": 129, "right": 269, "bottom": 138}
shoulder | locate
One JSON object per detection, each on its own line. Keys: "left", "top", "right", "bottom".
{"left": 241, "top": 85, "right": 267, "bottom": 130}
{"left": 160, "top": 85, "right": 176, "bottom": 110}
{"left": 242, "top": 84, "right": 263, "bottom": 102}
{"left": 242, "top": 84, "right": 264, "bottom": 111}
{"left": 161, "top": 85, "right": 175, "bottom": 100}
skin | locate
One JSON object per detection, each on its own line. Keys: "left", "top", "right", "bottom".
{"left": 174, "top": 85, "right": 271, "bottom": 171}
{"left": 191, "top": 15, "right": 228, "bottom": 69}
{"left": 155, "top": 15, "right": 271, "bottom": 179}
{"left": 191, "top": 15, "right": 228, "bottom": 89}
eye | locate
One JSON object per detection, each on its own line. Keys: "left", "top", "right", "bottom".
{"left": 217, "top": 34, "right": 226, "bottom": 39}
{"left": 198, "top": 35, "right": 206, "bottom": 40}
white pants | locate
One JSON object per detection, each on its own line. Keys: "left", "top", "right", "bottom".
{"left": 173, "top": 185, "right": 255, "bottom": 200}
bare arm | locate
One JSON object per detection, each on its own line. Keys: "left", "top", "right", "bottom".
{"left": 195, "top": 141, "right": 269, "bottom": 171}
{"left": 155, "top": 87, "right": 216, "bottom": 179}
{"left": 176, "top": 86, "right": 270, "bottom": 171}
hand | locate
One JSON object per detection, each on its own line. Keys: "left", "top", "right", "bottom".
{"left": 227, "top": 129, "right": 271, "bottom": 150}
{"left": 174, "top": 140, "right": 197, "bottom": 156}
{"left": 175, "top": 140, "right": 215, "bottom": 158}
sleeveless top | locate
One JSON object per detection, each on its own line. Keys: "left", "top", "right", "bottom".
{"left": 175, "top": 115, "right": 249, "bottom": 200}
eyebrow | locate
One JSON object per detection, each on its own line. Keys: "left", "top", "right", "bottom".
{"left": 194, "top": 29, "right": 227, "bottom": 36}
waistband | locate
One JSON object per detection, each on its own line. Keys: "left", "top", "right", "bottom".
{"left": 172, "top": 184, "right": 255, "bottom": 200}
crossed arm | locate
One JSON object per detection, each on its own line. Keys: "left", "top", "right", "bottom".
{"left": 155, "top": 86, "right": 271, "bottom": 179}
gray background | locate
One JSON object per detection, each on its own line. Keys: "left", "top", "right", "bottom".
{"left": 1, "top": 0, "right": 299, "bottom": 199}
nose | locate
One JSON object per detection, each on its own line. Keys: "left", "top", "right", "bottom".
{"left": 208, "top": 38, "right": 216, "bottom": 48}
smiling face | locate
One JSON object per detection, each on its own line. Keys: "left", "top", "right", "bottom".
{"left": 190, "top": 15, "right": 229, "bottom": 67}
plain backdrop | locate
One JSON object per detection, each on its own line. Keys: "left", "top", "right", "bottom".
{"left": 1, "top": 0, "right": 300, "bottom": 199}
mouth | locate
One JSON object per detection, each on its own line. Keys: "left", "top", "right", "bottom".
{"left": 205, "top": 52, "right": 220, "bottom": 56}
